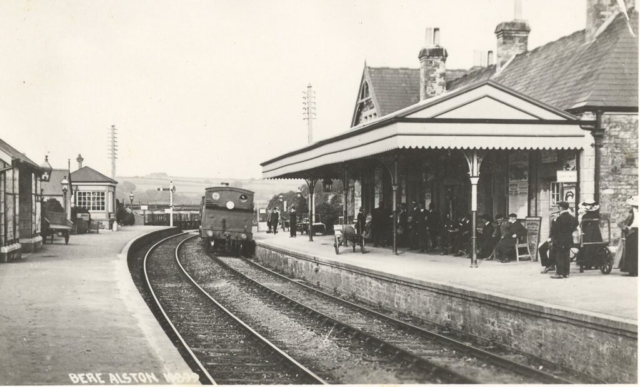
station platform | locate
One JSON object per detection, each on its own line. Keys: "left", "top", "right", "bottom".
{"left": 254, "top": 231, "right": 637, "bottom": 321}
{"left": 253, "top": 230, "right": 638, "bottom": 383}
{"left": 0, "top": 226, "right": 195, "bottom": 385}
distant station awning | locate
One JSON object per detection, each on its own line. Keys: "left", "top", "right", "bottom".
{"left": 261, "top": 81, "right": 593, "bottom": 179}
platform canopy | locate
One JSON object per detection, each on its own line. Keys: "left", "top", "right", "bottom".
{"left": 261, "top": 80, "right": 594, "bottom": 179}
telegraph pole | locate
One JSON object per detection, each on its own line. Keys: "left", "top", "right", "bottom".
{"left": 303, "top": 84, "right": 316, "bottom": 144}
{"left": 108, "top": 125, "right": 118, "bottom": 179}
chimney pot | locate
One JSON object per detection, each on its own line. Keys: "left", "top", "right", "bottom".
{"left": 419, "top": 27, "right": 448, "bottom": 100}
{"left": 76, "top": 154, "right": 84, "bottom": 169}
{"left": 487, "top": 50, "right": 494, "bottom": 66}
{"left": 425, "top": 28, "right": 434, "bottom": 48}
{"left": 514, "top": 0, "right": 523, "bottom": 20}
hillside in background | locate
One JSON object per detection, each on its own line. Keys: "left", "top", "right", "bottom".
{"left": 114, "top": 173, "right": 301, "bottom": 206}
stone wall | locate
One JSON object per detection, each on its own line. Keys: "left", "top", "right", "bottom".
{"left": 255, "top": 243, "right": 637, "bottom": 383}
{"left": 600, "top": 113, "right": 638, "bottom": 242}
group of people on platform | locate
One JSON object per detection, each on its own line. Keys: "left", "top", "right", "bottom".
{"left": 353, "top": 202, "right": 528, "bottom": 263}
{"left": 539, "top": 197, "right": 638, "bottom": 278}
{"left": 266, "top": 206, "right": 299, "bottom": 238}
{"left": 351, "top": 196, "right": 638, "bottom": 276}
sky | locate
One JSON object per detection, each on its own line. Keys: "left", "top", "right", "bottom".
{"left": 1, "top": 0, "right": 585, "bottom": 179}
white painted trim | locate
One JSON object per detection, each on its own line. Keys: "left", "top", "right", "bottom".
{"left": 0, "top": 243, "right": 21, "bottom": 253}
{"left": 19, "top": 236, "right": 43, "bottom": 244}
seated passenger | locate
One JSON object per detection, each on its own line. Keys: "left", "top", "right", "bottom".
{"left": 495, "top": 213, "right": 527, "bottom": 263}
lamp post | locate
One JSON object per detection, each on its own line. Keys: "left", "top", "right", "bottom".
{"left": 129, "top": 192, "right": 134, "bottom": 207}
{"left": 61, "top": 177, "right": 69, "bottom": 217}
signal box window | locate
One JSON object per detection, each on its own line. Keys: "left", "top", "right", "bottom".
{"left": 76, "top": 191, "right": 106, "bottom": 211}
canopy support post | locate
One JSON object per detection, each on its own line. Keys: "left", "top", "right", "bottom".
{"left": 343, "top": 167, "right": 349, "bottom": 246}
{"left": 462, "top": 149, "right": 486, "bottom": 268}
{"left": 304, "top": 178, "right": 319, "bottom": 241}
{"left": 392, "top": 156, "right": 398, "bottom": 255}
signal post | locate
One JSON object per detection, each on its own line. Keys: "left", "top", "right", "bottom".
{"left": 157, "top": 181, "right": 176, "bottom": 227}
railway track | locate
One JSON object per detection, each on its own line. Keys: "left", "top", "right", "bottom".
{"left": 210, "top": 248, "right": 603, "bottom": 384}
{"left": 178, "top": 236, "right": 474, "bottom": 384}
{"left": 143, "top": 233, "right": 326, "bottom": 385}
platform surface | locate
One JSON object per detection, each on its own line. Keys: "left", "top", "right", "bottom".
{"left": 0, "top": 226, "right": 196, "bottom": 385}
{"left": 255, "top": 231, "right": 638, "bottom": 322}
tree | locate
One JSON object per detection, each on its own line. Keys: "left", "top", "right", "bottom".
{"left": 43, "top": 198, "right": 64, "bottom": 214}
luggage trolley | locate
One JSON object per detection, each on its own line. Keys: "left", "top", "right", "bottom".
{"left": 573, "top": 218, "right": 613, "bottom": 274}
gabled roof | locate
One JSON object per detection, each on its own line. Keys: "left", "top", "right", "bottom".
{"left": 71, "top": 166, "right": 118, "bottom": 184}
{"left": 448, "top": 10, "right": 638, "bottom": 111}
{"left": 262, "top": 80, "right": 589, "bottom": 179}
{"left": 41, "top": 169, "right": 69, "bottom": 196}
{"left": 0, "top": 138, "right": 40, "bottom": 169}
{"left": 362, "top": 67, "right": 468, "bottom": 118}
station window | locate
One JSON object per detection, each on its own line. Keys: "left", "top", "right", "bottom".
{"left": 550, "top": 182, "right": 562, "bottom": 208}
{"left": 76, "top": 191, "right": 106, "bottom": 211}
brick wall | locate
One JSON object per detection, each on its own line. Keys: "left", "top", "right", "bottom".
{"left": 600, "top": 113, "right": 638, "bottom": 242}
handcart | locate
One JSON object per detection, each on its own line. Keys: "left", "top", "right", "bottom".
{"left": 334, "top": 223, "right": 365, "bottom": 255}
{"left": 43, "top": 212, "right": 73, "bottom": 245}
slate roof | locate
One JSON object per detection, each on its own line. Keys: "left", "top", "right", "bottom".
{"left": 41, "top": 169, "right": 69, "bottom": 196}
{"left": 366, "top": 67, "right": 467, "bottom": 116}
{"left": 71, "top": 166, "right": 118, "bottom": 184}
{"left": 0, "top": 138, "right": 40, "bottom": 169}
{"left": 448, "top": 10, "right": 638, "bottom": 111}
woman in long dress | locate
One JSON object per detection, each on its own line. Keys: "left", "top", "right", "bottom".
{"left": 619, "top": 196, "right": 638, "bottom": 277}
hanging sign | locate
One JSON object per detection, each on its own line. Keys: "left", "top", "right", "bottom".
{"left": 541, "top": 150, "right": 558, "bottom": 163}
{"left": 557, "top": 171, "right": 577, "bottom": 183}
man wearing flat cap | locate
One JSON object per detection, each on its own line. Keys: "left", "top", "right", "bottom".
{"left": 550, "top": 201, "right": 579, "bottom": 279}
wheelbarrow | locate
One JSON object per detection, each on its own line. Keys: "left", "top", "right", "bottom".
{"left": 334, "top": 224, "right": 365, "bottom": 255}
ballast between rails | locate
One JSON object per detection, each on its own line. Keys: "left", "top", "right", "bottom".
{"left": 210, "top": 254, "right": 476, "bottom": 384}
{"left": 143, "top": 232, "right": 217, "bottom": 385}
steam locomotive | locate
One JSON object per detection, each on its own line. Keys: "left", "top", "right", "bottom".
{"left": 199, "top": 186, "right": 255, "bottom": 255}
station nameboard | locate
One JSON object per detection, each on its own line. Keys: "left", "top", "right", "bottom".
{"left": 524, "top": 216, "right": 542, "bottom": 262}
{"left": 140, "top": 205, "right": 148, "bottom": 210}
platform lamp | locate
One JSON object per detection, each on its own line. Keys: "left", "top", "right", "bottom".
{"left": 322, "top": 178, "right": 333, "bottom": 191}
{"left": 61, "top": 177, "right": 69, "bottom": 216}
{"left": 129, "top": 192, "right": 134, "bottom": 207}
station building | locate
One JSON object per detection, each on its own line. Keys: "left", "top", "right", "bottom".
{"left": 261, "top": 0, "right": 638, "bottom": 253}
{"left": 70, "top": 155, "right": 118, "bottom": 224}
{"left": 0, "top": 139, "right": 43, "bottom": 261}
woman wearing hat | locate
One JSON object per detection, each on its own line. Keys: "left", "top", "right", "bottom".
{"left": 619, "top": 196, "right": 638, "bottom": 277}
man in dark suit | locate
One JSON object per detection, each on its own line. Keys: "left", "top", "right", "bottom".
{"left": 271, "top": 207, "right": 280, "bottom": 235}
{"left": 289, "top": 206, "right": 297, "bottom": 238}
{"left": 417, "top": 203, "right": 428, "bottom": 252}
{"left": 427, "top": 203, "right": 441, "bottom": 250}
{"left": 356, "top": 207, "right": 365, "bottom": 235}
{"left": 550, "top": 202, "right": 579, "bottom": 279}
{"left": 478, "top": 214, "right": 495, "bottom": 258}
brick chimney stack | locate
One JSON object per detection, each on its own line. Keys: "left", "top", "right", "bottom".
{"left": 587, "top": 0, "right": 635, "bottom": 41}
{"left": 495, "top": 0, "right": 530, "bottom": 69}
{"left": 76, "top": 154, "right": 84, "bottom": 170}
{"left": 418, "top": 27, "right": 448, "bottom": 100}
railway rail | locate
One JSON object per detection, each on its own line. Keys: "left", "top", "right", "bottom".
{"left": 214, "top": 252, "right": 604, "bottom": 384}
{"left": 143, "top": 233, "right": 326, "bottom": 385}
